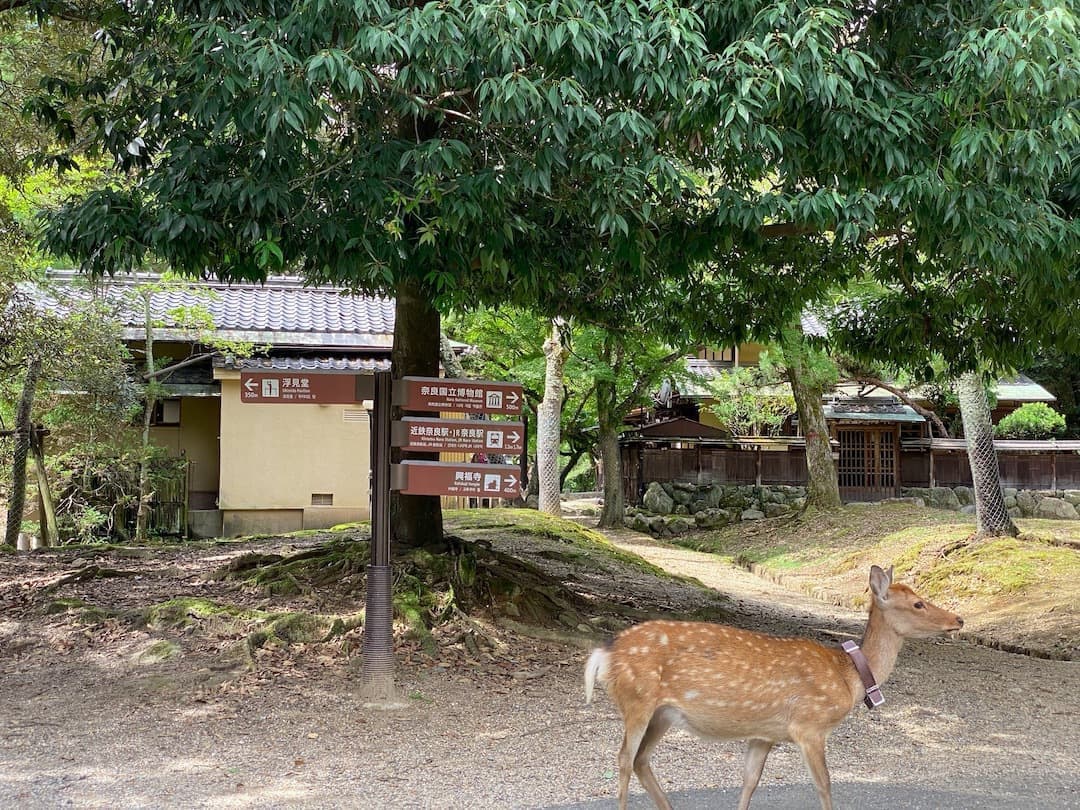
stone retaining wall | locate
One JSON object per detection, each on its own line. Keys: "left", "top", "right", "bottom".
{"left": 901, "top": 486, "right": 1080, "bottom": 520}
{"left": 625, "top": 480, "right": 1080, "bottom": 538}
{"left": 627, "top": 481, "right": 806, "bottom": 537}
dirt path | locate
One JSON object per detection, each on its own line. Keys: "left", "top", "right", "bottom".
{"left": 0, "top": 526, "right": 1077, "bottom": 809}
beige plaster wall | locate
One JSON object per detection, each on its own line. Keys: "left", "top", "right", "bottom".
{"left": 148, "top": 397, "right": 220, "bottom": 508}
{"left": 178, "top": 397, "right": 221, "bottom": 495}
{"left": 217, "top": 376, "right": 371, "bottom": 531}
{"left": 699, "top": 406, "right": 723, "bottom": 430}
{"left": 736, "top": 342, "right": 765, "bottom": 365}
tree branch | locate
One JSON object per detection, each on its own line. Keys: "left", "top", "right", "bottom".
{"left": 846, "top": 374, "right": 950, "bottom": 438}
{"left": 143, "top": 350, "right": 220, "bottom": 380}
{"left": 0, "top": 0, "right": 100, "bottom": 22}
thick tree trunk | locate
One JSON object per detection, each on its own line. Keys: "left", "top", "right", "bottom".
{"left": 390, "top": 278, "right": 444, "bottom": 549}
{"left": 596, "top": 375, "right": 625, "bottom": 528}
{"left": 537, "top": 319, "right": 567, "bottom": 515}
{"left": 957, "top": 371, "right": 1019, "bottom": 538}
{"left": 785, "top": 341, "right": 842, "bottom": 511}
{"left": 5, "top": 356, "right": 41, "bottom": 547}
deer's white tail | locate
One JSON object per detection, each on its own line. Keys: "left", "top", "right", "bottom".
{"left": 583, "top": 646, "right": 610, "bottom": 704}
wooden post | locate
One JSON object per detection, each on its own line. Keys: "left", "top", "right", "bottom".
{"left": 360, "top": 370, "right": 396, "bottom": 702}
{"left": 893, "top": 427, "right": 901, "bottom": 497}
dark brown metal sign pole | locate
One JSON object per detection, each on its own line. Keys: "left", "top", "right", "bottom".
{"left": 360, "top": 370, "right": 394, "bottom": 700}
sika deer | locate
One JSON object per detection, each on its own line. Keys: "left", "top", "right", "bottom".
{"left": 584, "top": 565, "right": 963, "bottom": 810}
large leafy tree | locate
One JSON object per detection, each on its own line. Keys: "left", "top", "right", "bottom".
{"left": 31, "top": 0, "right": 1079, "bottom": 548}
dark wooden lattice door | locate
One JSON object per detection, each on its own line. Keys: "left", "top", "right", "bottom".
{"left": 837, "top": 427, "right": 898, "bottom": 502}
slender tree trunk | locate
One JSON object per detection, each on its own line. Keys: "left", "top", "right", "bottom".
{"left": 784, "top": 338, "right": 842, "bottom": 510}
{"left": 537, "top": 318, "right": 567, "bottom": 515}
{"left": 957, "top": 371, "right": 1018, "bottom": 538}
{"left": 438, "top": 331, "right": 464, "bottom": 378}
{"left": 30, "top": 429, "right": 57, "bottom": 546}
{"left": 596, "top": 374, "right": 625, "bottom": 528}
{"left": 5, "top": 356, "right": 41, "bottom": 547}
{"left": 390, "top": 278, "right": 444, "bottom": 548}
{"left": 135, "top": 297, "right": 156, "bottom": 543}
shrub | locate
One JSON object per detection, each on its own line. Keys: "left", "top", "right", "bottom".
{"left": 994, "top": 402, "right": 1067, "bottom": 439}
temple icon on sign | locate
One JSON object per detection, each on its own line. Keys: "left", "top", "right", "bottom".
{"left": 485, "top": 391, "right": 503, "bottom": 409}
{"left": 261, "top": 379, "right": 280, "bottom": 397}
{"left": 483, "top": 473, "right": 501, "bottom": 493}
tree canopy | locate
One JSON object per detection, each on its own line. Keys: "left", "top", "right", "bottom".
{"left": 22, "top": 0, "right": 1077, "bottom": 373}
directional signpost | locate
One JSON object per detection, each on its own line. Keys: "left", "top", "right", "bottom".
{"left": 389, "top": 376, "right": 525, "bottom": 500}
{"left": 363, "top": 372, "right": 524, "bottom": 702}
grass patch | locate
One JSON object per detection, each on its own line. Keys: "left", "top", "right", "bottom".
{"left": 446, "top": 508, "right": 674, "bottom": 580}
{"left": 675, "top": 502, "right": 1080, "bottom": 658}
{"left": 915, "top": 537, "right": 1074, "bottom": 600}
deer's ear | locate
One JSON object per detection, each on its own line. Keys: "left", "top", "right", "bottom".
{"left": 869, "top": 565, "right": 892, "bottom": 601}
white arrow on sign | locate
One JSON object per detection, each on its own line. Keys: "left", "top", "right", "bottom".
{"left": 507, "top": 431, "right": 521, "bottom": 443}
{"left": 503, "top": 475, "right": 518, "bottom": 490}
{"left": 506, "top": 391, "right": 520, "bottom": 406}
{"left": 243, "top": 378, "right": 258, "bottom": 393}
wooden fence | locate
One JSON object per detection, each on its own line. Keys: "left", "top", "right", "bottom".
{"left": 901, "top": 440, "right": 1080, "bottom": 491}
{"left": 623, "top": 439, "right": 1080, "bottom": 504}
{"left": 622, "top": 442, "right": 807, "bottom": 503}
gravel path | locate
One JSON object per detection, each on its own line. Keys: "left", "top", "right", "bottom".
{"left": 1, "top": 527, "right": 1077, "bottom": 809}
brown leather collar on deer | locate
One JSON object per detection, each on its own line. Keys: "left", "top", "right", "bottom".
{"left": 841, "top": 640, "right": 885, "bottom": 709}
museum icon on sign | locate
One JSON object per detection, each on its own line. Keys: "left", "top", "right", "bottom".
{"left": 485, "top": 391, "right": 503, "bottom": 409}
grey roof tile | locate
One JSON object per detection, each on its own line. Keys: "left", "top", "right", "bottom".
{"left": 217, "top": 356, "right": 390, "bottom": 372}
{"left": 34, "top": 269, "right": 394, "bottom": 348}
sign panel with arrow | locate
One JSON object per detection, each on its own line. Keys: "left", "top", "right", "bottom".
{"left": 391, "top": 417, "right": 524, "bottom": 454}
{"left": 391, "top": 460, "right": 521, "bottom": 498}
{"left": 240, "top": 372, "right": 374, "bottom": 404}
{"left": 393, "top": 376, "right": 523, "bottom": 415}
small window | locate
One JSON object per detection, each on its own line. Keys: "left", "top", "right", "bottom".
{"left": 696, "top": 346, "right": 736, "bottom": 363}
{"left": 151, "top": 398, "right": 181, "bottom": 426}
{"left": 311, "top": 493, "right": 334, "bottom": 506}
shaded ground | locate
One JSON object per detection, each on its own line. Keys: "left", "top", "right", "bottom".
{"left": 0, "top": 512, "right": 1077, "bottom": 808}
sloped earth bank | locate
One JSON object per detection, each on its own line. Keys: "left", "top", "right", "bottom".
{"left": 0, "top": 517, "right": 1077, "bottom": 809}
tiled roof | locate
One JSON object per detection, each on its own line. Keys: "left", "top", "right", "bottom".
{"left": 823, "top": 397, "right": 925, "bottom": 423}
{"left": 33, "top": 269, "right": 395, "bottom": 349}
{"left": 799, "top": 310, "right": 828, "bottom": 337}
{"left": 217, "top": 356, "right": 390, "bottom": 372}
{"left": 992, "top": 374, "right": 1056, "bottom": 403}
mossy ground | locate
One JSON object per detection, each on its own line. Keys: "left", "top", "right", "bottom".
{"left": 675, "top": 503, "right": 1080, "bottom": 658}
{"left": 9, "top": 510, "right": 727, "bottom": 683}
{"left": 11, "top": 504, "right": 1073, "bottom": 672}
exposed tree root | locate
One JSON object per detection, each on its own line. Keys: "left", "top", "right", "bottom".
{"left": 45, "top": 565, "right": 140, "bottom": 592}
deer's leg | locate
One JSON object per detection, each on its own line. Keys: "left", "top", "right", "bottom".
{"left": 632, "top": 709, "right": 675, "bottom": 810}
{"left": 736, "top": 738, "right": 774, "bottom": 810}
{"left": 617, "top": 711, "right": 651, "bottom": 810}
{"left": 793, "top": 731, "right": 832, "bottom": 810}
